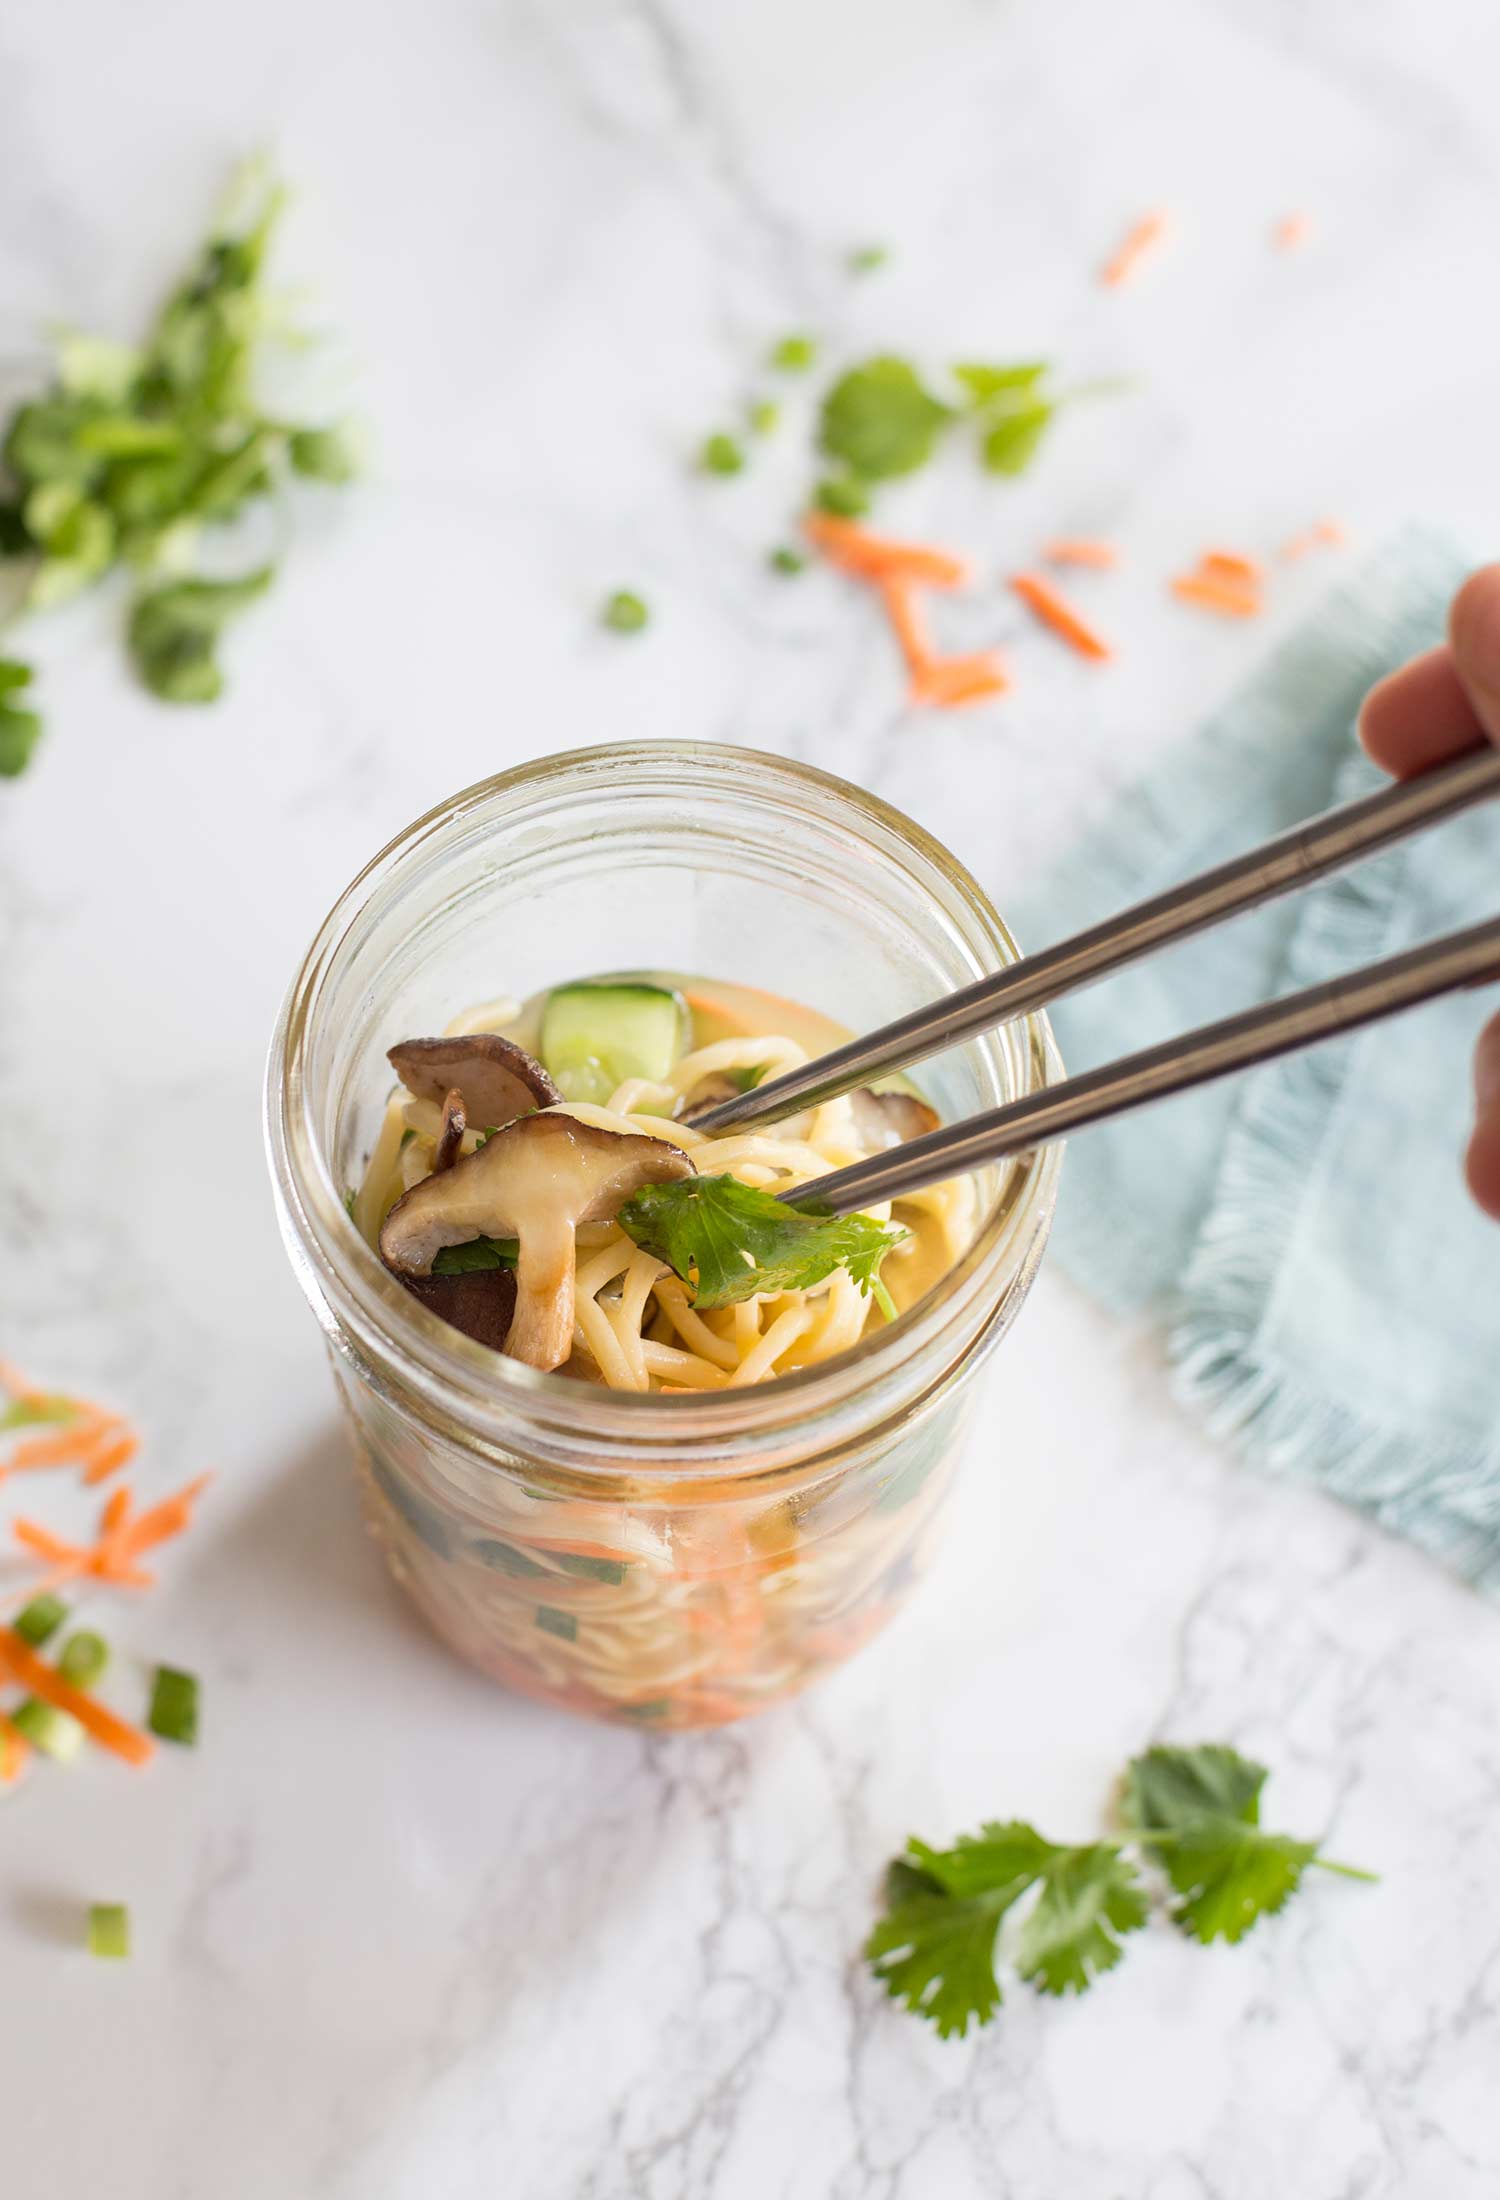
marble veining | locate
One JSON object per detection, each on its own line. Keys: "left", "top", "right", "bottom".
{"left": 2, "top": 2, "right": 1498, "bottom": 2194}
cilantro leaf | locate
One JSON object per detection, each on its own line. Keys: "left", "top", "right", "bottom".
{"left": 127, "top": 568, "right": 273, "bottom": 703}
{"left": 431, "top": 1236, "right": 519, "bottom": 1275}
{"left": 865, "top": 1855, "right": 1011, "bottom": 2039}
{"left": 819, "top": 357, "right": 951, "bottom": 481}
{"left": 1120, "top": 1744, "right": 1371, "bottom": 1946}
{"left": 953, "top": 361, "right": 1048, "bottom": 408}
{"left": 616, "top": 1171, "right": 906, "bottom": 1310}
{"left": 1014, "top": 1842, "right": 1148, "bottom": 1993}
{"left": 1121, "top": 1742, "right": 1269, "bottom": 1831}
{"left": 867, "top": 1822, "right": 1147, "bottom": 2033}
{"left": 981, "top": 400, "right": 1054, "bottom": 475}
{"left": 0, "top": 658, "right": 43, "bottom": 776}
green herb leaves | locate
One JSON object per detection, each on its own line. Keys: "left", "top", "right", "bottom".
{"left": 617, "top": 1171, "right": 905, "bottom": 1310}
{"left": 870, "top": 1824, "right": 1149, "bottom": 2036}
{"left": 430, "top": 1236, "right": 520, "bottom": 1275}
{"left": 1119, "top": 1742, "right": 1373, "bottom": 1944}
{"left": 820, "top": 357, "right": 952, "bottom": 482}
{"left": 0, "top": 659, "right": 43, "bottom": 777}
{"left": 127, "top": 569, "right": 273, "bottom": 702}
{"left": 867, "top": 1744, "right": 1373, "bottom": 2037}
{"left": 0, "top": 163, "right": 357, "bottom": 770}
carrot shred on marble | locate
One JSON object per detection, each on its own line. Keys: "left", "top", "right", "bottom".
{"left": 0, "top": 1712, "right": 29, "bottom": 1782}
{"left": 1201, "top": 550, "right": 1264, "bottom": 587}
{"left": 1280, "top": 518, "right": 1347, "bottom": 561}
{"left": 9, "top": 1473, "right": 209, "bottom": 1594}
{"left": 1273, "top": 212, "right": 1312, "bottom": 251}
{"left": 1101, "top": 210, "right": 1171, "bottom": 287}
{"left": 1010, "top": 572, "right": 1114, "bottom": 662}
{"left": 805, "top": 515, "right": 1006, "bottom": 709}
{"left": 0, "top": 1627, "right": 154, "bottom": 1767}
{"left": 1171, "top": 573, "right": 1263, "bottom": 618}
{"left": 803, "top": 513, "right": 969, "bottom": 588}
{"left": 1043, "top": 538, "right": 1119, "bottom": 570}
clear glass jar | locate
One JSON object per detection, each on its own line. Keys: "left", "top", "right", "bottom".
{"left": 265, "top": 743, "right": 1061, "bottom": 1728}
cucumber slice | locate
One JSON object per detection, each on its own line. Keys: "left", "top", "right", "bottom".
{"left": 540, "top": 981, "right": 688, "bottom": 1105}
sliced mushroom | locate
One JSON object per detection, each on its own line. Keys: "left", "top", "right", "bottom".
{"left": 380, "top": 1112, "right": 694, "bottom": 1371}
{"left": 433, "top": 1088, "right": 467, "bottom": 1174}
{"left": 850, "top": 1087, "right": 941, "bottom": 1153}
{"left": 399, "top": 1267, "right": 517, "bottom": 1352}
{"left": 388, "top": 1034, "right": 559, "bottom": 1134}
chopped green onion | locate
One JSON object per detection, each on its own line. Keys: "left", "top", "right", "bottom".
{"left": 849, "top": 244, "right": 889, "bottom": 276}
{"left": 398, "top": 1126, "right": 417, "bottom": 1151}
{"left": 769, "top": 546, "right": 806, "bottom": 576}
{"left": 748, "top": 398, "right": 779, "bottom": 436}
{"left": 13, "top": 1592, "right": 68, "bottom": 1648}
{"left": 602, "top": 589, "right": 649, "bottom": 633}
{"left": 147, "top": 1665, "right": 199, "bottom": 1746}
{"left": 58, "top": 1629, "right": 110, "bottom": 1687}
{"left": 343, "top": 1188, "right": 357, "bottom": 1219}
{"left": 88, "top": 1902, "right": 131, "bottom": 1960}
{"left": 11, "top": 1696, "right": 85, "bottom": 1761}
{"left": 699, "top": 433, "right": 745, "bottom": 477}
{"left": 770, "top": 334, "right": 817, "bottom": 373}
{"left": 813, "top": 476, "right": 871, "bottom": 519}
{"left": 535, "top": 1605, "right": 578, "bottom": 1642}
{"left": 552, "top": 1551, "right": 627, "bottom": 1586}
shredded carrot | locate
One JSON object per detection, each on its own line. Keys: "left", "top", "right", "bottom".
{"left": 1043, "top": 538, "right": 1119, "bottom": 570}
{"left": 81, "top": 1429, "right": 139, "bottom": 1485}
{"left": 0, "top": 1626, "right": 153, "bottom": 1766}
{"left": 1200, "top": 550, "right": 1263, "bottom": 587}
{"left": 1273, "top": 212, "right": 1311, "bottom": 251}
{"left": 877, "top": 576, "right": 935, "bottom": 687}
{"left": 113, "top": 1473, "right": 211, "bottom": 1561}
{"left": 12, "top": 1518, "right": 79, "bottom": 1565}
{"left": 1010, "top": 572, "right": 1114, "bottom": 662}
{"left": 1280, "top": 518, "right": 1346, "bottom": 561}
{"left": 803, "top": 512, "right": 969, "bottom": 588}
{"left": 6, "top": 1412, "right": 111, "bottom": 1472}
{"left": 808, "top": 519, "right": 1006, "bottom": 710}
{"left": 1101, "top": 209, "right": 1170, "bottom": 288}
{"left": 0, "top": 1713, "right": 29, "bottom": 1782}
{"left": 915, "top": 653, "right": 1010, "bottom": 706}
{"left": 1171, "top": 573, "right": 1263, "bottom": 618}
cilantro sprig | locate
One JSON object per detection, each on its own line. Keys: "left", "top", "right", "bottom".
{"left": 867, "top": 1744, "right": 1374, "bottom": 2039}
{"left": 617, "top": 1171, "right": 905, "bottom": 1312}
{"left": 0, "top": 162, "right": 357, "bottom": 771}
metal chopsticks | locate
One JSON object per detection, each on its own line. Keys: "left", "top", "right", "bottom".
{"left": 692, "top": 745, "right": 1500, "bottom": 1138}
{"left": 780, "top": 914, "right": 1500, "bottom": 1216}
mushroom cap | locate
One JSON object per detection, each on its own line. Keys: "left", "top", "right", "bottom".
{"left": 380, "top": 1110, "right": 694, "bottom": 1371}
{"left": 850, "top": 1087, "right": 940, "bottom": 1153}
{"left": 388, "top": 1034, "right": 559, "bottom": 1133}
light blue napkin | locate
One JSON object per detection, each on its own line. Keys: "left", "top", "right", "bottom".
{"left": 1017, "top": 534, "right": 1500, "bottom": 1594}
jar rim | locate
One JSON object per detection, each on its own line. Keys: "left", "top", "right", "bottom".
{"left": 265, "top": 740, "right": 1061, "bottom": 1474}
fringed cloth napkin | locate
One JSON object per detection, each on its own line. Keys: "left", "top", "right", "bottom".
{"left": 1017, "top": 536, "right": 1500, "bottom": 1593}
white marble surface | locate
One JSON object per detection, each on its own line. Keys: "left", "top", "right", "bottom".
{"left": 3, "top": 2, "right": 1499, "bottom": 2193}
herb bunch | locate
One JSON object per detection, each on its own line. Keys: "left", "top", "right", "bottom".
{"left": 867, "top": 1744, "right": 1375, "bottom": 2038}
{"left": 0, "top": 164, "right": 357, "bottom": 774}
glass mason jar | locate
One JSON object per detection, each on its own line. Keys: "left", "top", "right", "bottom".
{"left": 266, "top": 743, "right": 1061, "bottom": 1729}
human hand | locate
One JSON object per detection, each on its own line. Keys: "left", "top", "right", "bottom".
{"left": 1359, "top": 565, "right": 1500, "bottom": 1217}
